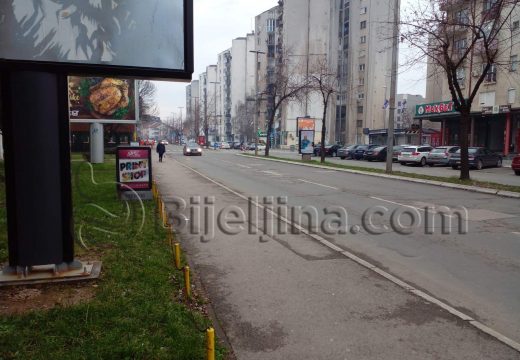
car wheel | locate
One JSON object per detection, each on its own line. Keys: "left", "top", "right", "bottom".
{"left": 515, "top": 170, "right": 520, "bottom": 176}
{"left": 340, "top": 156, "right": 346, "bottom": 160}
{"left": 400, "top": 162, "right": 406, "bottom": 166}
{"left": 496, "top": 159, "right": 502, "bottom": 167}
{"left": 428, "top": 163, "right": 434, "bottom": 167}
{"left": 476, "top": 159, "right": 483, "bottom": 170}
{"left": 420, "top": 157, "right": 426, "bottom": 167}
{"left": 452, "top": 165, "right": 459, "bottom": 170}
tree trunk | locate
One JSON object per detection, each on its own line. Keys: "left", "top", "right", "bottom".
{"left": 265, "top": 114, "right": 274, "bottom": 157}
{"left": 320, "top": 101, "right": 328, "bottom": 163}
{"left": 459, "top": 110, "right": 470, "bottom": 180}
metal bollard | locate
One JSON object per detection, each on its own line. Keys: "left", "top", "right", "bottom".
{"left": 174, "top": 243, "right": 182, "bottom": 270}
{"left": 206, "top": 327, "right": 215, "bottom": 360}
{"left": 183, "top": 266, "right": 191, "bottom": 299}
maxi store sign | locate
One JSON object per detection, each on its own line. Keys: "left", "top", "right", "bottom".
{"left": 416, "top": 101, "right": 457, "bottom": 117}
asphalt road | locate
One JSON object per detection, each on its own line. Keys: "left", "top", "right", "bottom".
{"left": 266, "top": 149, "right": 520, "bottom": 187}
{"left": 155, "top": 147, "right": 520, "bottom": 359}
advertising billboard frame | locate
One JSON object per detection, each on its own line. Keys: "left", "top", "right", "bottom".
{"left": 0, "top": 0, "right": 194, "bottom": 81}
{"left": 116, "top": 146, "right": 153, "bottom": 192}
{"left": 297, "top": 117, "right": 316, "bottom": 132}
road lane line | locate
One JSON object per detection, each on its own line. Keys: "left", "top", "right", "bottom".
{"left": 370, "top": 196, "right": 425, "bottom": 212}
{"left": 236, "top": 164, "right": 251, "bottom": 169}
{"left": 297, "top": 178, "right": 339, "bottom": 190}
{"left": 513, "top": 232, "right": 520, "bottom": 236}
{"left": 170, "top": 158, "right": 520, "bottom": 353}
{"left": 261, "top": 170, "right": 282, "bottom": 176}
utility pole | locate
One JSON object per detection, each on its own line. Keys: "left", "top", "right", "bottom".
{"left": 250, "top": 50, "right": 265, "bottom": 156}
{"left": 209, "top": 81, "right": 220, "bottom": 141}
{"left": 385, "top": 0, "right": 400, "bottom": 173}
{"left": 178, "top": 106, "right": 184, "bottom": 143}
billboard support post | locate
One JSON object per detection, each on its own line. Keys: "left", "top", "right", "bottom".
{"left": 90, "top": 123, "right": 104, "bottom": 164}
{"left": 1, "top": 70, "right": 77, "bottom": 272}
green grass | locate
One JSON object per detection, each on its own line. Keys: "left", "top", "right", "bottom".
{"left": 243, "top": 154, "right": 520, "bottom": 194}
{"left": 0, "top": 160, "right": 225, "bottom": 359}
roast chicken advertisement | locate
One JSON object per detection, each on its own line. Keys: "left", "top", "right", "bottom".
{"left": 68, "top": 76, "right": 136, "bottom": 121}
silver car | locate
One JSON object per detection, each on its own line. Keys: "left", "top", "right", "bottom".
{"left": 426, "top": 146, "right": 460, "bottom": 166}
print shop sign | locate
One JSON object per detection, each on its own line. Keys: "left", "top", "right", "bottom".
{"left": 416, "top": 101, "right": 457, "bottom": 117}
{"left": 116, "top": 147, "right": 153, "bottom": 196}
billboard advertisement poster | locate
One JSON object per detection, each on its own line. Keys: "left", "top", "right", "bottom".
{"left": 69, "top": 76, "right": 136, "bottom": 123}
{"left": 297, "top": 117, "right": 316, "bottom": 131}
{"left": 299, "top": 130, "right": 315, "bottom": 154}
{"left": 0, "top": 0, "right": 193, "bottom": 80}
{"left": 116, "top": 147, "right": 152, "bottom": 191}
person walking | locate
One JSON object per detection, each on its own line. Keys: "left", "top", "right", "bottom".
{"left": 156, "top": 142, "right": 166, "bottom": 162}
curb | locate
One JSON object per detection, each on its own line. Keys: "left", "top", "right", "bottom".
{"left": 237, "top": 154, "right": 520, "bottom": 199}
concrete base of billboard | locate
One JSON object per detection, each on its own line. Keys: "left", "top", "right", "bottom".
{"left": 90, "top": 123, "right": 104, "bottom": 163}
{"left": 302, "top": 154, "right": 312, "bottom": 161}
{"left": 119, "top": 190, "right": 153, "bottom": 201}
{"left": 0, "top": 261, "right": 102, "bottom": 286}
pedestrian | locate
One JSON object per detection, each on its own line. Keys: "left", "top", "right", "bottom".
{"left": 156, "top": 142, "right": 166, "bottom": 162}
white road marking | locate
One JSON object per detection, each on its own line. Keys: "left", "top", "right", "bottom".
{"left": 298, "top": 178, "right": 339, "bottom": 190}
{"left": 172, "top": 158, "right": 520, "bottom": 352}
{"left": 370, "top": 196, "right": 425, "bottom": 212}
{"left": 262, "top": 170, "right": 282, "bottom": 176}
{"left": 513, "top": 232, "right": 520, "bottom": 236}
{"left": 236, "top": 164, "right": 251, "bottom": 169}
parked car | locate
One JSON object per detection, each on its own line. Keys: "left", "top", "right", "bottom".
{"left": 391, "top": 145, "right": 410, "bottom": 161}
{"left": 426, "top": 146, "right": 460, "bottom": 166}
{"left": 233, "top": 142, "right": 242, "bottom": 149}
{"left": 313, "top": 144, "right": 342, "bottom": 157}
{"left": 512, "top": 154, "right": 520, "bottom": 175}
{"left": 160, "top": 140, "right": 169, "bottom": 145}
{"left": 398, "top": 145, "right": 433, "bottom": 166}
{"left": 353, "top": 144, "right": 379, "bottom": 160}
{"left": 220, "top": 142, "right": 231, "bottom": 149}
{"left": 364, "top": 146, "right": 387, "bottom": 161}
{"left": 449, "top": 147, "right": 502, "bottom": 170}
{"left": 183, "top": 142, "right": 202, "bottom": 156}
{"left": 338, "top": 145, "right": 360, "bottom": 159}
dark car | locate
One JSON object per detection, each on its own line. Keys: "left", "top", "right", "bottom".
{"left": 391, "top": 145, "right": 410, "bottom": 161}
{"left": 232, "top": 142, "right": 242, "bottom": 149}
{"left": 353, "top": 144, "right": 379, "bottom": 160}
{"left": 337, "top": 145, "right": 359, "bottom": 159}
{"left": 449, "top": 147, "right": 502, "bottom": 170}
{"left": 313, "top": 144, "right": 342, "bottom": 157}
{"left": 364, "top": 146, "right": 387, "bottom": 161}
{"left": 183, "top": 142, "right": 203, "bottom": 156}
{"left": 511, "top": 154, "right": 520, "bottom": 175}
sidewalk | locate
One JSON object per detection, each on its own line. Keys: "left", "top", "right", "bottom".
{"left": 153, "top": 156, "right": 520, "bottom": 360}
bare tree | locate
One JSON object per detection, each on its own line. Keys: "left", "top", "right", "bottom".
{"left": 138, "top": 80, "right": 159, "bottom": 118}
{"left": 309, "top": 57, "right": 338, "bottom": 163}
{"left": 234, "top": 101, "right": 255, "bottom": 142}
{"left": 400, "top": 0, "right": 520, "bottom": 180}
{"left": 263, "top": 54, "right": 310, "bottom": 156}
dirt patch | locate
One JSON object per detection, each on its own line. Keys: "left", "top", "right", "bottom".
{"left": 0, "top": 282, "right": 97, "bottom": 315}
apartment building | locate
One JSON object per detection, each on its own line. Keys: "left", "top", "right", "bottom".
{"left": 422, "top": 0, "right": 520, "bottom": 155}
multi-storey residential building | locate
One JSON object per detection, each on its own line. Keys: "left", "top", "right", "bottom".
{"left": 217, "top": 50, "right": 232, "bottom": 141}
{"left": 186, "top": 80, "right": 200, "bottom": 138}
{"left": 421, "top": 0, "right": 520, "bottom": 155}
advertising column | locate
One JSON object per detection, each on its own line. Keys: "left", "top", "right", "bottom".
{"left": 116, "top": 147, "right": 153, "bottom": 201}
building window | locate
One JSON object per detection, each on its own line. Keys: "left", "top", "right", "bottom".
{"left": 360, "top": 7, "right": 367, "bottom": 14}
{"left": 360, "top": 35, "right": 366, "bottom": 43}
{"left": 359, "top": 64, "right": 365, "bottom": 71}
{"left": 511, "top": 55, "right": 518, "bottom": 71}
{"left": 455, "top": 9, "right": 469, "bottom": 25}
{"left": 266, "top": 18, "right": 276, "bottom": 32}
{"left": 358, "top": 93, "right": 364, "bottom": 99}
{"left": 456, "top": 67, "right": 465, "bottom": 85}
{"left": 359, "top": 77, "right": 364, "bottom": 85}
{"left": 360, "top": 21, "right": 367, "bottom": 29}
{"left": 479, "top": 91, "right": 495, "bottom": 106}
{"left": 483, "top": 63, "right": 496, "bottom": 82}
{"left": 508, "top": 88, "right": 516, "bottom": 104}
{"left": 483, "top": 0, "right": 497, "bottom": 11}
{"left": 356, "top": 120, "right": 363, "bottom": 128}
{"left": 357, "top": 105, "right": 364, "bottom": 113}
{"left": 513, "top": 21, "right": 520, "bottom": 30}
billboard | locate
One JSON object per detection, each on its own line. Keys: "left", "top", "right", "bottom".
{"left": 297, "top": 117, "right": 316, "bottom": 131}
{"left": 116, "top": 147, "right": 152, "bottom": 191}
{"left": 0, "top": 0, "right": 193, "bottom": 79}
{"left": 299, "top": 130, "right": 315, "bottom": 154}
{"left": 69, "top": 76, "right": 137, "bottom": 123}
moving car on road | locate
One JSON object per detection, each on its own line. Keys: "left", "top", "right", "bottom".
{"left": 449, "top": 147, "right": 502, "bottom": 170}
{"left": 512, "top": 154, "right": 520, "bottom": 175}
{"left": 426, "top": 146, "right": 460, "bottom": 166}
{"left": 183, "top": 142, "right": 203, "bottom": 156}
{"left": 398, "top": 145, "right": 433, "bottom": 166}
{"left": 364, "top": 146, "right": 387, "bottom": 161}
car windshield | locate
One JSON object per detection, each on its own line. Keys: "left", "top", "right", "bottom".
{"left": 402, "top": 147, "right": 416, "bottom": 152}
{"left": 358, "top": 145, "right": 368, "bottom": 150}
{"left": 374, "top": 146, "right": 386, "bottom": 151}
{"left": 187, "top": 143, "right": 199, "bottom": 149}
{"left": 456, "top": 148, "right": 478, "bottom": 154}
{"left": 431, "top": 148, "right": 448, "bottom": 153}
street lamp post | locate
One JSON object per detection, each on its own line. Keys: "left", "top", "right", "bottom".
{"left": 178, "top": 106, "right": 184, "bottom": 143}
{"left": 249, "top": 50, "right": 265, "bottom": 156}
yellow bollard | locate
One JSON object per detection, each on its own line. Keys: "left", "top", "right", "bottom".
{"left": 183, "top": 266, "right": 191, "bottom": 299}
{"left": 162, "top": 202, "right": 168, "bottom": 227}
{"left": 168, "top": 225, "right": 174, "bottom": 247}
{"left": 206, "top": 327, "right": 215, "bottom": 360}
{"left": 174, "top": 243, "right": 181, "bottom": 270}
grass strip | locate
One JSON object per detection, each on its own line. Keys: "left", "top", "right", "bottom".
{"left": 0, "top": 160, "right": 224, "bottom": 359}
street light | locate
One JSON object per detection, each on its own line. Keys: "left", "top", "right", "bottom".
{"left": 250, "top": 50, "right": 265, "bottom": 156}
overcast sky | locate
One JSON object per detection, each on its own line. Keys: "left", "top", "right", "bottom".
{"left": 153, "top": 0, "right": 426, "bottom": 121}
